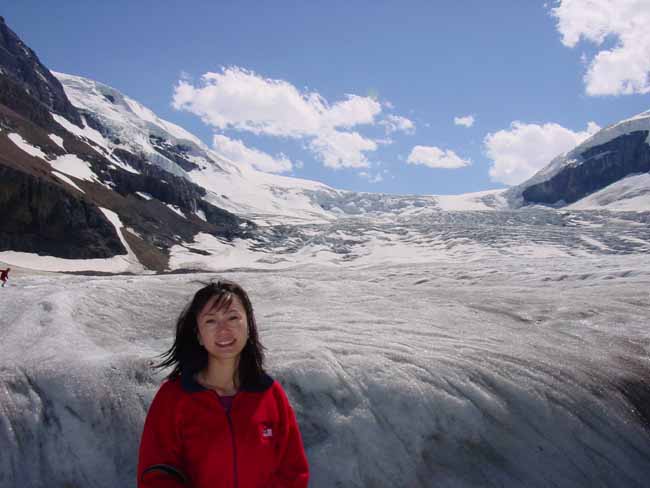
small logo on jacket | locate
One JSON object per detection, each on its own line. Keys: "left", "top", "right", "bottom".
{"left": 259, "top": 421, "right": 274, "bottom": 441}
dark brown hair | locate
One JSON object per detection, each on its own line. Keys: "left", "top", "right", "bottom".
{"left": 156, "top": 280, "right": 266, "bottom": 387}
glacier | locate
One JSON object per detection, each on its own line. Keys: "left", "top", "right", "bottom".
{"left": 2, "top": 209, "right": 650, "bottom": 488}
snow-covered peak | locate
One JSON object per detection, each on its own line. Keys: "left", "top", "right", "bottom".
{"left": 532, "top": 109, "right": 649, "bottom": 188}
{"left": 53, "top": 72, "right": 204, "bottom": 149}
{"left": 579, "top": 109, "right": 650, "bottom": 153}
{"left": 52, "top": 70, "right": 233, "bottom": 178}
{"left": 53, "top": 72, "right": 345, "bottom": 222}
{"left": 53, "top": 72, "right": 513, "bottom": 224}
{"left": 507, "top": 109, "right": 650, "bottom": 208}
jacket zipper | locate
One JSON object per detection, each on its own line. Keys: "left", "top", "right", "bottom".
{"left": 215, "top": 392, "right": 238, "bottom": 488}
{"left": 226, "top": 411, "right": 238, "bottom": 488}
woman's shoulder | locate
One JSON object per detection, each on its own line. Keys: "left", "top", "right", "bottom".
{"left": 242, "top": 372, "right": 291, "bottom": 405}
{"left": 152, "top": 376, "right": 187, "bottom": 404}
{"left": 265, "top": 376, "right": 295, "bottom": 406}
{"left": 243, "top": 370, "right": 276, "bottom": 393}
{"left": 159, "top": 375, "right": 183, "bottom": 389}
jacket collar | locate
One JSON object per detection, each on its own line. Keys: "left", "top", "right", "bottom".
{"left": 181, "top": 368, "right": 274, "bottom": 394}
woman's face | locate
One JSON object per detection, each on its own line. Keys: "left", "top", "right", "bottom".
{"left": 197, "top": 293, "right": 249, "bottom": 362}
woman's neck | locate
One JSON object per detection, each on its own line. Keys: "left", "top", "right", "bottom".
{"left": 199, "top": 357, "right": 239, "bottom": 395}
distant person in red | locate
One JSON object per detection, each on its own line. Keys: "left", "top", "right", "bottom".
{"left": 0, "top": 268, "right": 9, "bottom": 287}
{"left": 138, "top": 280, "right": 309, "bottom": 488}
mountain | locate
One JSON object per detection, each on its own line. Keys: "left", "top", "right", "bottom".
{"left": 507, "top": 111, "right": 650, "bottom": 210}
{"left": 50, "top": 71, "right": 341, "bottom": 225}
{"left": 51, "top": 72, "right": 509, "bottom": 224}
{"left": 0, "top": 17, "right": 253, "bottom": 272}
{"left": 0, "top": 16, "right": 81, "bottom": 127}
{"left": 1, "top": 16, "right": 648, "bottom": 275}
{"left": 0, "top": 16, "right": 507, "bottom": 273}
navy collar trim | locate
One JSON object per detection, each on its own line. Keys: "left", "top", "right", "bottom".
{"left": 180, "top": 368, "right": 274, "bottom": 394}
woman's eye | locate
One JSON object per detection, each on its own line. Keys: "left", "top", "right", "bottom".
{"left": 229, "top": 316, "right": 239, "bottom": 321}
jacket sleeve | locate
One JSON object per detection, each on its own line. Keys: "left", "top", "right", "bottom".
{"left": 267, "top": 385, "right": 309, "bottom": 488}
{"left": 138, "top": 381, "right": 189, "bottom": 488}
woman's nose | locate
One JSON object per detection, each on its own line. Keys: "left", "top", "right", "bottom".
{"left": 212, "top": 319, "right": 234, "bottom": 330}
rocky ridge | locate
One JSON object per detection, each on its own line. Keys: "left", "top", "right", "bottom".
{"left": 0, "top": 17, "right": 252, "bottom": 271}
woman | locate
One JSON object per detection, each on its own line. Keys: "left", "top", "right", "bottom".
{"left": 138, "top": 280, "right": 309, "bottom": 488}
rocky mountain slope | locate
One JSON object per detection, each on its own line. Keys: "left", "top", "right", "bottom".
{"left": 508, "top": 111, "right": 650, "bottom": 209}
{"left": 0, "top": 17, "right": 252, "bottom": 272}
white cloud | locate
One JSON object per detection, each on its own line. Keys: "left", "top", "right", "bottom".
{"left": 172, "top": 66, "right": 387, "bottom": 169}
{"left": 484, "top": 121, "right": 600, "bottom": 185}
{"left": 406, "top": 146, "right": 471, "bottom": 169}
{"left": 212, "top": 134, "right": 292, "bottom": 173}
{"left": 380, "top": 114, "right": 415, "bottom": 134}
{"left": 551, "top": 0, "right": 650, "bottom": 95}
{"left": 309, "top": 130, "right": 377, "bottom": 169}
{"left": 173, "top": 68, "right": 320, "bottom": 137}
{"left": 323, "top": 95, "right": 383, "bottom": 128}
{"left": 454, "top": 115, "right": 475, "bottom": 128}
{"left": 358, "top": 171, "right": 384, "bottom": 183}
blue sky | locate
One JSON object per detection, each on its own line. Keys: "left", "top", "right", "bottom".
{"left": 4, "top": 1, "right": 649, "bottom": 195}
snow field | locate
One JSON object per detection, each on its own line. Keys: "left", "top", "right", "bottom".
{"left": 1, "top": 256, "right": 649, "bottom": 487}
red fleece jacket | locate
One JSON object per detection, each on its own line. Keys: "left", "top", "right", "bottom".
{"left": 138, "top": 372, "right": 309, "bottom": 488}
